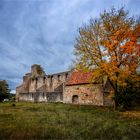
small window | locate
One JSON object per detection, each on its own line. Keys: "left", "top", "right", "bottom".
{"left": 43, "top": 77, "right": 46, "bottom": 84}
{"left": 58, "top": 75, "right": 60, "bottom": 81}
{"left": 65, "top": 73, "right": 68, "bottom": 79}
{"left": 50, "top": 76, "right": 53, "bottom": 82}
{"left": 35, "top": 77, "right": 38, "bottom": 84}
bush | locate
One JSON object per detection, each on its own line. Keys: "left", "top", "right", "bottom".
{"left": 0, "top": 80, "right": 10, "bottom": 102}
{"left": 115, "top": 75, "right": 140, "bottom": 110}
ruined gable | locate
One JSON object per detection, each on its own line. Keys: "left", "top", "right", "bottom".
{"left": 16, "top": 64, "right": 71, "bottom": 102}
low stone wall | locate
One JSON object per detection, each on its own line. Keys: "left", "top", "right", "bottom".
{"left": 18, "top": 92, "right": 63, "bottom": 102}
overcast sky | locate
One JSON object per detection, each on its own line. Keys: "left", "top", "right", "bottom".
{"left": 0, "top": 0, "right": 140, "bottom": 92}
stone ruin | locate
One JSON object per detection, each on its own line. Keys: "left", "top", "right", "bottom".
{"left": 16, "top": 64, "right": 70, "bottom": 102}
{"left": 16, "top": 64, "right": 114, "bottom": 106}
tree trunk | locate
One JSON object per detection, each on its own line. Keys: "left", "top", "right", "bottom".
{"left": 114, "top": 91, "right": 119, "bottom": 110}
{"left": 107, "top": 78, "right": 119, "bottom": 110}
{"left": 114, "top": 99, "right": 118, "bottom": 110}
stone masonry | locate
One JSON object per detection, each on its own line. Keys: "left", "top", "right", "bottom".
{"left": 16, "top": 64, "right": 70, "bottom": 102}
{"left": 16, "top": 64, "right": 114, "bottom": 106}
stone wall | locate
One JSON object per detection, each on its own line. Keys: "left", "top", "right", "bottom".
{"left": 18, "top": 92, "right": 63, "bottom": 102}
{"left": 27, "top": 71, "right": 70, "bottom": 93}
{"left": 46, "top": 72, "right": 70, "bottom": 92}
{"left": 16, "top": 65, "right": 114, "bottom": 106}
{"left": 64, "top": 84, "right": 104, "bottom": 105}
{"left": 16, "top": 64, "right": 70, "bottom": 102}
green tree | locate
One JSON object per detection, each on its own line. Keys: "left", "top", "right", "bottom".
{"left": 74, "top": 7, "right": 140, "bottom": 109}
{"left": 0, "top": 80, "right": 10, "bottom": 102}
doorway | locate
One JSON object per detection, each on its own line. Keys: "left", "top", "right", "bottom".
{"left": 72, "top": 95, "right": 79, "bottom": 104}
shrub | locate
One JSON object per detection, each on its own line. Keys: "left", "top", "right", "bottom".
{"left": 115, "top": 75, "right": 140, "bottom": 110}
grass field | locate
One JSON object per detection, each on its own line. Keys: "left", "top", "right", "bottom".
{"left": 0, "top": 102, "right": 140, "bottom": 140}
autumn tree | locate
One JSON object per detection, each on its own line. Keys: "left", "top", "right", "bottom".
{"left": 75, "top": 7, "right": 140, "bottom": 109}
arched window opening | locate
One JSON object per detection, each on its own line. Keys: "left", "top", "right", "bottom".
{"left": 43, "top": 92, "right": 45, "bottom": 98}
{"left": 72, "top": 95, "right": 79, "bottom": 104}
{"left": 35, "top": 77, "right": 38, "bottom": 85}
{"left": 65, "top": 73, "right": 68, "bottom": 79}
{"left": 58, "top": 75, "right": 60, "bottom": 81}
{"left": 50, "top": 76, "right": 53, "bottom": 82}
{"left": 43, "top": 77, "right": 46, "bottom": 84}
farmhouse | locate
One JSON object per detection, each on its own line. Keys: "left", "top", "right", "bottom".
{"left": 16, "top": 64, "right": 113, "bottom": 106}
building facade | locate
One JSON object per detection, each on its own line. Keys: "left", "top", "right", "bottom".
{"left": 16, "top": 64, "right": 114, "bottom": 106}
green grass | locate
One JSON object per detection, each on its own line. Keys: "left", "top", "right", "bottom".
{"left": 0, "top": 102, "right": 140, "bottom": 140}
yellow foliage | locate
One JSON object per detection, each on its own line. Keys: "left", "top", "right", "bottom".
{"left": 75, "top": 7, "right": 140, "bottom": 94}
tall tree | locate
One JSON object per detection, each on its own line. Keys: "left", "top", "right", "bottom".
{"left": 0, "top": 80, "right": 10, "bottom": 102}
{"left": 75, "top": 7, "right": 140, "bottom": 109}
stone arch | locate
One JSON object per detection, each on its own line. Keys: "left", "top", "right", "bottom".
{"left": 35, "top": 77, "right": 38, "bottom": 84}
{"left": 72, "top": 95, "right": 79, "bottom": 104}
{"left": 58, "top": 75, "right": 61, "bottom": 81}
{"left": 43, "top": 77, "right": 46, "bottom": 84}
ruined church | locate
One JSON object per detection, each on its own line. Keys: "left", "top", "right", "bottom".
{"left": 16, "top": 64, "right": 113, "bottom": 106}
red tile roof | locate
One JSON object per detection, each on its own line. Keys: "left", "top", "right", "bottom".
{"left": 66, "top": 71, "right": 93, "bottom": 86}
